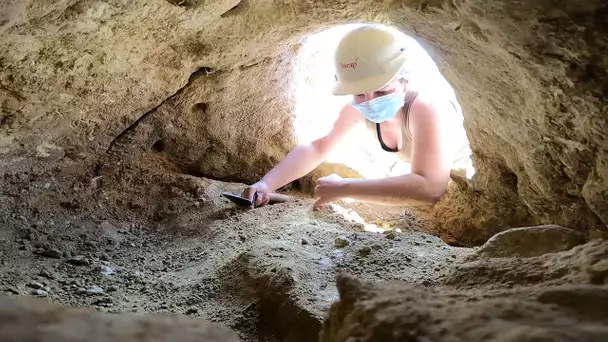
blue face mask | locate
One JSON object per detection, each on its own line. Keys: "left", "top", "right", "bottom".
{"left": 352, "top": 92, "right": 404, "bottom": 123}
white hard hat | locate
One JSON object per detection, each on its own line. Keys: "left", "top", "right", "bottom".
{"left": 331, "top": 24, "right": 410, "bottom": 96}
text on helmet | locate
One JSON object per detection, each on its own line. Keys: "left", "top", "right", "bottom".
{"left": 340, "top": 62, "right": 358, "bottom": 70}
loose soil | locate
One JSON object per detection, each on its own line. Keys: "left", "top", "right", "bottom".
{"left": 0, "top": 151, "right": 471, "bottom": 341}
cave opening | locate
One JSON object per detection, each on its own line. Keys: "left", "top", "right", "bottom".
{"left": 289, "top": 23, "right": 476, "bottom": 231}
{"left": 290, "top": 23, "right": 476, "bottom": 182}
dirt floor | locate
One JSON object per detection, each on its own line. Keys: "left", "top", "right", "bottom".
{"left": 2, "top": 144, "right": 608, "bottom": 342}
{"left": 0, "top": 150, "right": 473, "bottom": 341}
{"left": 2, "top": 105, "right": 608, "bottom": 341}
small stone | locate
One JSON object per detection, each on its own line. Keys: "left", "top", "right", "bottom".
{"left": 97, "top": 265, "right": 115, "bottom": 276}
{"left": 84, "top": 241, "right": 97, "bottom": 249}
{"left": 39, "top": 270, "right": 54, "bottom": 279}
{"left": 93, "top": 297, "right": 113, "bottom": 306}
{"left": 301, "top": 238, "right": 309, "bottom": 245}
{"left": 86, "top": 286, "right": 104, "bottom": 295}
{"left": 32, "top": 289, "right": 48, "bottom": 297}
{"left": 67, "top": 255, "right": 91, "bottom": 266}
{"left": 185, "top": 307, "right": 198, "bottom": 315}
{"left": 27, "top": 282, "right": 44, "bottom": 290}
{"left": 384, "top": 231, "right": 396, "bottom": 240}
{"left": 476, "top": 225, "right": 585, "bottom": 258}
{"left": 334, "top": 236, "right": 351, "bottom": 248}
{"left": 5, "top": 288, "right": 19, "bottom": 295}
{"left": 357, "top": 246, "right": 372, "bottom": 257}
{"left": 37, "top": 248, "right": 62, "bottom": 259}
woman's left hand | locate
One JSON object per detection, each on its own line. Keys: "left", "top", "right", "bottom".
{"left": 314, "top": 173, "right": 347, "bottom": 209}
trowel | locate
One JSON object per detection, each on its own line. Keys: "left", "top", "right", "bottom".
{"left": 221, "top": 192, "right": 290, "bottom": 207}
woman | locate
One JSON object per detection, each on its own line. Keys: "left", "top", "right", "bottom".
{"left": 242, "top": 24, "right": 471, "bottom": 209}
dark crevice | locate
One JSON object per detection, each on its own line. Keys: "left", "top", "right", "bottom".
{"left": 192, "top": 102, "right": 208, "bottom": 115}
{"left": 239, "top": 57, "right": 271, "bottom": 71}
{"left": 102, "top": 66, "right": 216, "bottom": 155}
{"left": 152, "top": 140, "right": 166, "bottom": 152}
{"left": 0, "top": 83, "right": 26, "bottom": 101}
{"left": 182, "top": 164, "right": 247, "bottom": 184}
{"left": 166, "top": 0, "right": 188, "bottom": 6}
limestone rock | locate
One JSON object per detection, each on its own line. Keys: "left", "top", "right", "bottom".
{"left": 0, "top": 296, "right": 241, "bottom": 342}
{"left": 445, "top": 239, "right": 608, "bottom": 289}
{"left": 320, "top": 273, "right": 608, "bottom": 342}
{"left": 475, "top": 225, "right": 586, "bottom": 258}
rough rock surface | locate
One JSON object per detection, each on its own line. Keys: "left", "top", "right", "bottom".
{"left": 0, "top": 158, "right": 469, "bottom": 341}
{"left": 1, "top": 0, "right": 607, "bottom": 244}
{"left": 1, "top": 151, "right": 606, "bottom": 341}
{"left": 220, "top": 229, "right": 463, "bottom": 341}
{"left": 446, "top": 239, "right": 608, "bottom": 289}
{"left": 474, "top": 224, "right": 586, "bottom": 258}
{"left": 322, "top": 239, "right": 608, "bottom": 342}
{"left": 1, "top": 0, "right": 608, "bottom": 341}
{"left": 0, "top": 296, "right": 240, "bottom": 342}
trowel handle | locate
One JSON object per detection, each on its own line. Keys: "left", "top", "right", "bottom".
{"left": 267, "top": 193, "right": 290, "bottom": 204}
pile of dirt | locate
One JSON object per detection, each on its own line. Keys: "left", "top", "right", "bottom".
{"left": 322, "top": 238, "right": 608, "bottom": 342}
{"left": 0, "top": 153, "right": 470, "bottom": 341}
{"left": 1, "top": 158, "right": 606, "bottom": 341}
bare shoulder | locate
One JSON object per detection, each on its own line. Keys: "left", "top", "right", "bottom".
{"left": 409, "top": 93, "right": 458, "bottom": 128}
{"left": 408, "top": 94, "right": 441, "bottom": 129}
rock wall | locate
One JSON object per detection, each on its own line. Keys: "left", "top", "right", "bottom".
{"left": 422, "top": 0, "right": 608, "bottom": 244}
{"left": 321, "top": 238, "right": 608, "bottom": 342}
{"left": 1, "top": 0, "right": 607, "bottom": 244}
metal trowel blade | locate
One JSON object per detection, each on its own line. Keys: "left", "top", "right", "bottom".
{"left": 221, "top": 192, "right": 254, "bottom": 206}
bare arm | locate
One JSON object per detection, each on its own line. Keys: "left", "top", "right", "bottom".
{"left": 338, "top": 97, "right": 454, "bottom": 205}
{"left": 258, "top": 104, "right": 362, "bottom": 191}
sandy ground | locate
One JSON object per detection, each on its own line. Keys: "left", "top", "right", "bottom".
{"left": 2, "top": 147, "right": 608, "bottom": 342}
{"left": 0, "top": 152, "right": 473, "bottom": 341}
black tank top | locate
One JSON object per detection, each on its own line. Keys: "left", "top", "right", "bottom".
{"left": 375, "top": 90, "right": 418, "bottom": 152}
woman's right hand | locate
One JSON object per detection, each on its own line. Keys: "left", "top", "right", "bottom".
{"left": 241, "top": 181, "right": 272, "bottom": 209}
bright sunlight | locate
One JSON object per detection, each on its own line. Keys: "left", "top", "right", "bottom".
{"left": 290, "top": 23, "right": 475, "bottom": 180}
